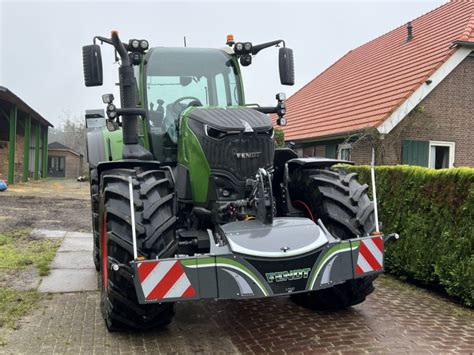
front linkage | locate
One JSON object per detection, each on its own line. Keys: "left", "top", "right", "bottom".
{"left": 131, "top": 233, "right": 390, "bottom": 304}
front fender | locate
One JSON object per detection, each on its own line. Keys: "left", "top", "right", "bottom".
{"left": 288, "top": 157, "right": 354, "bottom": 170}
{"left": 96, "top": 160, "right": 162, "bottom": 179}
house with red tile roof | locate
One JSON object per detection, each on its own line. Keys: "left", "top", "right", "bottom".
{"left": 282, "top": 0, "right": 474, "bottom": 168}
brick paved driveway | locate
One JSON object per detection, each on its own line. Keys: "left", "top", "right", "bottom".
{"left": 3, "top": 276, "right": 473, "bottom": 354}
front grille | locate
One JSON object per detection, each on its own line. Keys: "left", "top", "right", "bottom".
{"left": 189, "top": 120, "right": 274, "bottom": 181}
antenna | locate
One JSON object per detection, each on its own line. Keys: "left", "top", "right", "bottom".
{"left": 184, "top": 36, "right": 187, "bottom": 47}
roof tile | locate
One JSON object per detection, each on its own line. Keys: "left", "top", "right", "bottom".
{"left": 280, "top": 1, "right": 474, "bottom": 141}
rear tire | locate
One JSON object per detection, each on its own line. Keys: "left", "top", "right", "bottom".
{"left": 99, "top": 167, "right": 177, "bottom": 331}
{"left": 289, "top": 168, "right": 376, "bottom": 310}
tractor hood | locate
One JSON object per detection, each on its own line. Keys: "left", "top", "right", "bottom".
{"left": 184, "top": 106, "right": 275, "bottom": 185}
{"left": 187, "top": 107, "right": 272, "bottom": 133}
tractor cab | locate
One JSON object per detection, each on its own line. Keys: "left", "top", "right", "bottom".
{"left": 143, "top": 47, "right": 244, "bottom": 163}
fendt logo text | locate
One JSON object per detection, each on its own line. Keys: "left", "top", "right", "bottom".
{"left": 236, "top": 152, "right": 261, "bottom": 159}
{"left": 265, "top": 268, "right": 311, "bottom": 283}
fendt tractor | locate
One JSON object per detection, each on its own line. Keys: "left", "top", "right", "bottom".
{"left": 82, "top": 31, "right": 391, "bottom": 331}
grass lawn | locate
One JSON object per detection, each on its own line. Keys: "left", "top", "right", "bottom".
{"left": 0, "top": 229, "right": 60, "bottom": 338}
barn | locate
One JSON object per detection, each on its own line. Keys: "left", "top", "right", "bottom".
{"left": 0, "top": 86, "right": 53, "bottom": 184}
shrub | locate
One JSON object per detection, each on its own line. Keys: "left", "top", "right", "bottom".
{"left": 274, "top": 128, "right": 285, "bottom": 148}
{"left": 341, "top": 165, "right": 474, "bottom": 306}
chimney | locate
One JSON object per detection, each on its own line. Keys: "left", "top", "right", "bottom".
{"left": 406, "top": 22, "right": 413, "bottom": 42}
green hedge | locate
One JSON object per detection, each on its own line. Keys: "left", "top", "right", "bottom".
{"left": 342, "top": 165, "right": 474, "bottom": 306}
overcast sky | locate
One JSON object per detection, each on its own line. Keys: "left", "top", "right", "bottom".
{"left": 0, "top": 0, "right": 445, "bottom": 127}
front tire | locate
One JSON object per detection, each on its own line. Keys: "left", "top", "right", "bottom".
{"left": 99, "top": 167, "right": 177, "bottom": 331}
{"left": 289, "top": 168, "right": 376, "bottom": 310}
{"left": 90, "top": 169, "right": 100, "bottom": 272}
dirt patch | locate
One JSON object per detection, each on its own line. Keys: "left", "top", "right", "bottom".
{"left": 0, "top": 178, "right": 91, "bottom": 233}
{"left": 2, "top": 179, "right": 90, "bottom": 200}
{"left": 0, "top": 195, "right": 90, "bottom": 232}
{"left": 0, "top": 267, "right": 40, "bottom": 291}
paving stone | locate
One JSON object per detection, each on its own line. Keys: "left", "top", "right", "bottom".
{"left": 3, "top": 276, "right": 474, "bottom": 353}
{"left": 38, "top": 269, "right": 98, "bottom": 293}
{"left": 65, "top": 231, "right": 93, "bottom": 238}
{"left": 58, "top": 237, "right": 93, "bottom": 252}
{"left": 51, "top": 251, "right": 95, "bottom": 269}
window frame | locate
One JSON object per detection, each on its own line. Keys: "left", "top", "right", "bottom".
{"left": 428, "top": 140, "right": 455, "bottom": 169}
{"left": 337, "top": 143, "right": 352, "bottom": 161}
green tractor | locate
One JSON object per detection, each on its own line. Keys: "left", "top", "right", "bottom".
{"left": 83, "top": 31, "right": 388, "bottom": 331}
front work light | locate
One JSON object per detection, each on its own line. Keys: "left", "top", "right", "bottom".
{"left": 102, "top": 93, "right": 114, "bottom": 104}
{"left": 276, "top": 92, "right": 286, "bottom": 101}
{"left": 235, "top": 42, "right": 243, "bottom": 53}
{"left": 240, "top": 54, "right": 252, "bottom": 66}
{"left": 130, "top": 39, "right": 140, "bottom": 49}
{"left": 139, "top": 40, "right": 149, "bottom": 50}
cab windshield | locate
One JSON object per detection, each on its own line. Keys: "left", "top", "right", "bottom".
{"left": 145, "top": 48, "right": 243, "bottom": 162}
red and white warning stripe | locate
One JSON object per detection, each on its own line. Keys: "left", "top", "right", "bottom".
{"left": 137, "top": 260, "right": 196, "bottom": 301}
{"left": 355, "top": 236, "right": 383, "bottom": 275}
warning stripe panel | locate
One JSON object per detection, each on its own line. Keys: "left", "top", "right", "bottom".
{"left": 136, "top": 260, "right": 196, "bottom": 301}
{"left": 364, "top": 238, "right": 383, "bottom": 264}
{"left": 137, "top": 261, "right": 159, "bottom": 283}
{"left": 359, "top": 241, "right": 382, "bottom": 270}
{"left": 355, "top": 236, "right": 384, "bottom": 275}
{"left": 371, "top": 236, "right": 383, "bottom": 252}
{"left": 142, "top": 261, "right": 175, "bottom": 297}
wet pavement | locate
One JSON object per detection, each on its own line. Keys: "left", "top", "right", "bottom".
{"left": 2, "top": 276, "right": 473, "bottom": 354}
{"left": 1, "top": 178, "right": 473, "bottom": 354}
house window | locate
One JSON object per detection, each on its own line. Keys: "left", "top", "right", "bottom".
{"left": 402, "top": 140, "right": 455, "bottom": 169}
{"left": 325, "top": 144, "right": 337, "bottom": 159}
{"left": 48, "top": 156, "right": 66, "bottom": 177}
{"left": 338, "top": 143, "right": 352, "bottom": 161}
{"left": 429, "top": 141, "right": 455, "bottom": 169}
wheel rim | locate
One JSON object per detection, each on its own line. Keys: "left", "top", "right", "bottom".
{"left": 101, "top": 213, "right": 108, "bottom": 289}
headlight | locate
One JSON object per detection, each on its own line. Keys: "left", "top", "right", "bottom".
{"left": 244, "top": 42, "right": 252, "bottom": 52}
{"left": 205, "top": 125, "right": 227, "bottom": 139}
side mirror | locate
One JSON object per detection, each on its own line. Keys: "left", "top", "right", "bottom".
{"left": 82, "top": 44, "right": 103, "bottom": 87}
{"left": 279, "top": 47, "right": 294, "bottom": 86}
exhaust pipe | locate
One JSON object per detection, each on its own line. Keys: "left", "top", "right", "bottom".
{"left": 110, "top": 31, "right": 151, "bottom": 160}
